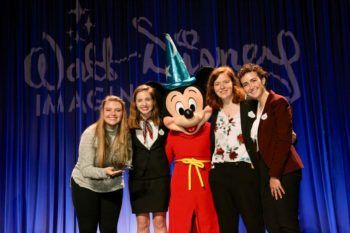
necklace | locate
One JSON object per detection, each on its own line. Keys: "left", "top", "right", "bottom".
{"left": 258, "top": 91, "right": 269, "bottom": 114}
{"left": 222, "top": 103, "right": 239, "bottom": 119}
{"left": 223, "top": 109, "right": 231, "bottom": 118}
{"left": 257, "top": 102, "right": 264, "bottom": 115}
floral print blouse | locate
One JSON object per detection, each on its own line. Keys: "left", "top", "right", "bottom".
{"left": 212, "top": 110, "right": 252, "bottom": 164}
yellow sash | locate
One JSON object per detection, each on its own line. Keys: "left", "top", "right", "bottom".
{"left": 176, "top": 158, "right": 211, "bottom": 190}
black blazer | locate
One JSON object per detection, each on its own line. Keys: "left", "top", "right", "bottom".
{"left": 129, "top": 125, "right": 169, "bottom": 179}
{"left": 210, "top": 100, "right": 259, "bottom": 168}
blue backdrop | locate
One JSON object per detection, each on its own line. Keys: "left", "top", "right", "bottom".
{"left": 1, "top": 0, "right": 350, "bottom": 232}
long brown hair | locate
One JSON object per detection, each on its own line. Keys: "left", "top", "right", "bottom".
{"left": 95, "top": 95, "right": 131, "bottom": 167}
{"left": 128, "top": 84, "right": 160, "bottom": 129}
{"left": 206, "top": 66, "right": 245, "bottom": 109}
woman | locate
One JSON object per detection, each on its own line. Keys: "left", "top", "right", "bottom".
{"left": 237, "top": 63, "right": 304, "bottom": 233}
{"left": 71, "top": 95, "right": 132, "bottom": 233}
{"left": 206, "top": 66, "right": 264, "bottom": 233}
{"left": 128, "top": 84, "right": 170, "bottom": 233}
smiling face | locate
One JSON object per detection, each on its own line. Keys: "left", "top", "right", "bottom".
{"left": 240, "top": 71, "right": 266, "bottom": 101}
{"left": 103, "top": 100, "right": 123, "bottom": 127}
{"left": 213, "top": 73, "right": 234, "bottom": 103}
{"left": 135, "top": 90, "right": 154, "bottom": 119}
{"left": 164, "top": 86, "right": 212, "bottom": 135}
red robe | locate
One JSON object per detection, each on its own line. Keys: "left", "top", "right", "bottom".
{"left": 166, "top": 122, "right": 219, "bottom": 233}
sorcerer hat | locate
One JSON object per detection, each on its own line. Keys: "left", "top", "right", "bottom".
{"left": 163, "top": 33, "right": 196, "bottom": 90}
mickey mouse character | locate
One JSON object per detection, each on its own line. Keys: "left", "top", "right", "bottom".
{"left": 161, "top": 34, "right": 219, "bottom": 233}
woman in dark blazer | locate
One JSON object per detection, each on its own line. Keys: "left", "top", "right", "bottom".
{"left": 128, "top": 84, "right": 170, "bottom": 233}
{"left": 237, "top": 63, "right": 304, "bottom": 233}
{"left": 206, "top": 66, "right": 264, "bottom": 233}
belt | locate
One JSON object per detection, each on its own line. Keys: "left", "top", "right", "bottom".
{"left": 176, "top": 158, "right": 211, "bottom": 190}
{"left": 213, "top": 161, "right": 255, "bottom": 169}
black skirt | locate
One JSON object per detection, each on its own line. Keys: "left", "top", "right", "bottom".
{"left": 129, "top": 176, "right": 170, "bottom": 214}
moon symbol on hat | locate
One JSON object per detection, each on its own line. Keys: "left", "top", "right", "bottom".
{"left": 169, "top": 39, "right": 178, "bottom": 57}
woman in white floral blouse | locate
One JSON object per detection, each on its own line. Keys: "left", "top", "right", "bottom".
{"left": 206, "top": 66, "right": 264, "bottom": 233}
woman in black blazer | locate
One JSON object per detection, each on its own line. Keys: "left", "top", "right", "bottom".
{"left": 206, "top": 66, "right": 264, "bottom": 233}
{"left": 128, "top": 84, "right": 170, "bottom": 233}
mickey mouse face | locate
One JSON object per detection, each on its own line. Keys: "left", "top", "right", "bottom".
{"left": 166, "top": 86, "right": 203, "bottom": 121}
{"left": 164, "top": 86, "right": 212, "bottom": 135}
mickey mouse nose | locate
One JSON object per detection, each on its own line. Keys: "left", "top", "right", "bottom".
{"left": 184, "top": 109, "right": 194, "bottom": 119}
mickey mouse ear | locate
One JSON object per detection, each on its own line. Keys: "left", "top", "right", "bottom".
{"left": 195, "top": 66, "right": 214, "bottom": 80}
{"left": 194, "top": 66, "right": 214, "bottom": 93}
{"left": 146, "top": 81, "right": 166, "bottom": 99}
{"left": 145, "top": 81, "right": 167, "bottom": 117}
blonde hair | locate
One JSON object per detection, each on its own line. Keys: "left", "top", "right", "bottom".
{"left": 95, "top": 95, "right": 131, "bottom": 167}
{"left": 128, "top": 84, "right": 160, "bottom": 129}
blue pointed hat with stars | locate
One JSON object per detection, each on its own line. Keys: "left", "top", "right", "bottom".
{"left": 163, "top": 33, "right": 196, "bottom": 90}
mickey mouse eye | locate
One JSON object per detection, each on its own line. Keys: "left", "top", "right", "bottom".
{"left": 175, "top": 102, "right": 185, "bottom": 115}
{"left": 188, "top": 98, "right": 196, "bottom": 111}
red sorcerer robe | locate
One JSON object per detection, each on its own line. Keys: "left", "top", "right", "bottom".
{"left": 166, "top": 122, "right": 219, "bottom": 233}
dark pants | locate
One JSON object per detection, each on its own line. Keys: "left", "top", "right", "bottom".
{"left": 71, "top": 178, "right": 123, "bottom": 233}
{"left": 259, "top": 159, "right": 302, "bottom": 233}
{"left": 209, "top": 162, "right": 265, "bottom": 233}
